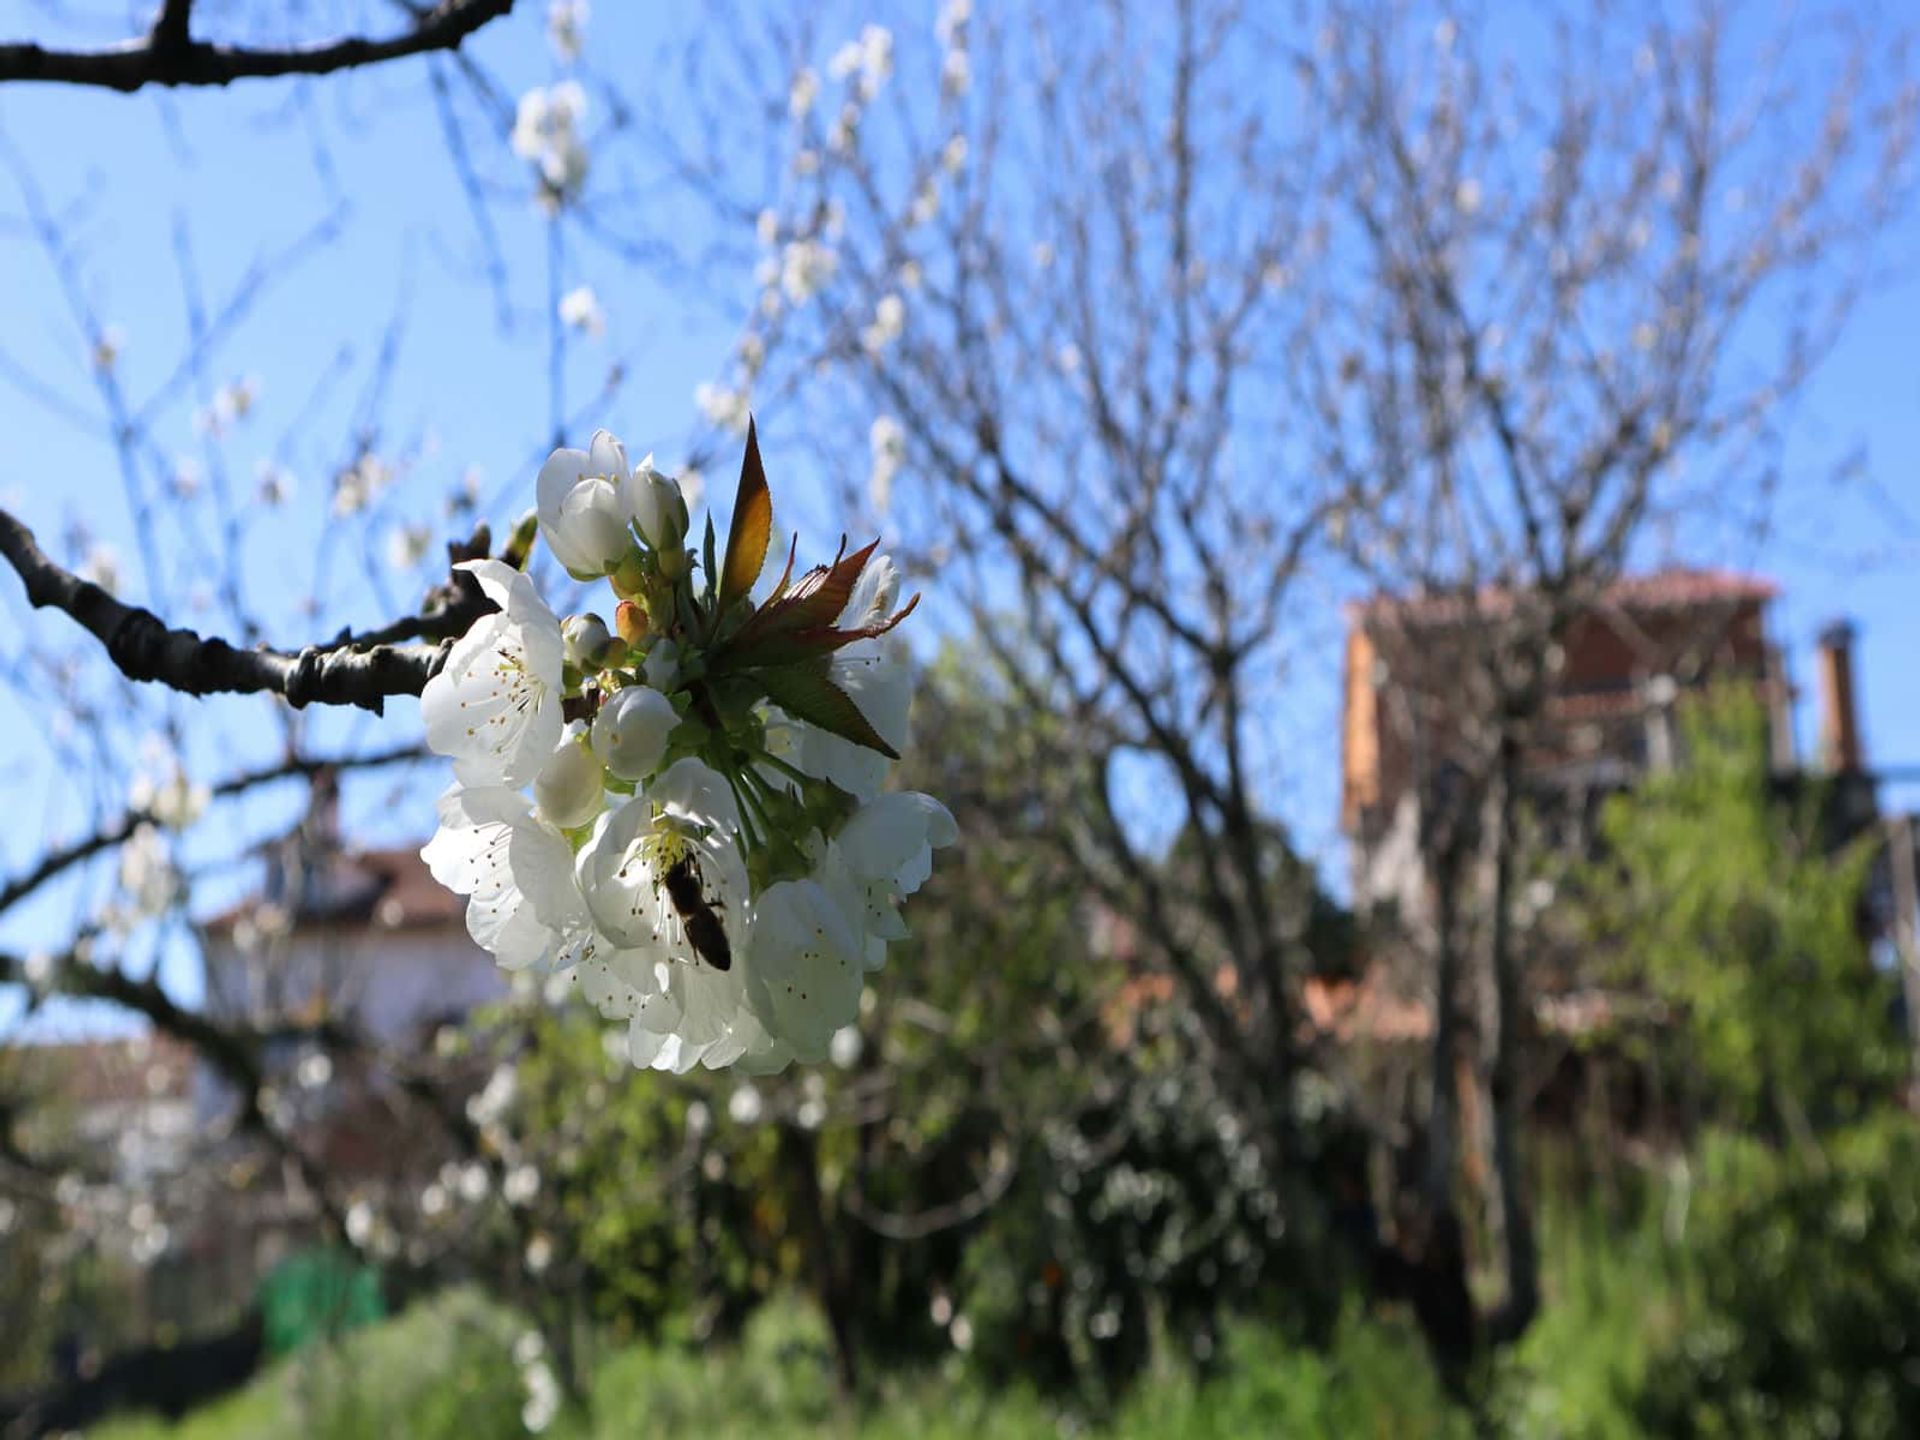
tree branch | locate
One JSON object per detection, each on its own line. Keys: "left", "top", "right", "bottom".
{"left": 0, "top": 507, "right": 461, "bottom": 714}
{"left": 0, "top": 0, "right": 515, "bottom": 94}
{"left": 0, "top": 743, "right": 426, "bottom": 919}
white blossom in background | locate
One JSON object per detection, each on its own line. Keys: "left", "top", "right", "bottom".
{"left": 936, "top": 0, "right": 972, "bottom": 49}
{"left": 129, "top": 767, "right": 210, "bottom": 829}
{"left": 559, "top": 285, "right": 605, "bottom": 336}
{"left": 332, "top": 453, "right": 391, "bottom": 516}
{"left": 512, "top": 82, "right": 590, "bottom": 207}
{"left": 547, "top": 0, "right": 587, "bottom": 61}
{"left": 420, "top": 424, "right": 951, "bottom": 1074}
{"left": 855, "top": 24, "right": 894, "bottom": 99}
{"left": 386, "top": 523, "right": 432, "bottom": 573}
{"left": 869, "top": 414, "right": 905, "bottom": 513}
{"left": 789, "top": 66, "right": 820, "bottom": 119}
{"left": 779, "top": 237, "right": 838, "bottom": 304}
{"left": 80, "top": 543, "right": 121, "bottom": 593}
{"left": 942, "top": 51, "right": 972, "bottom": 98}
{"left": 694, "top": 382, "right": 751, "bottom": 434}
{"left": 907, "top": 179, "right": 941, "bottom": 228}
{"left": 861, "top": 293, "right": 905, "bottom": 353}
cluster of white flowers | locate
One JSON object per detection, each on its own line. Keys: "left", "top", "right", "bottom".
{"left": 422, "top": 424, "right": 952, "bottom": 1073}
{"left": 829, "top": 24, "right": 894, "bottom": 101}
{"left": 937, "top": 0, "right": 973, "bottom": 99}
{"left": 512, "top": 82, "right": 590, "bottom": 208}
{"left": 193, "top": 375, "right": 260, "bottom": 439}
{"left": 333, "top": 452, "right": 394, "bottom": 517}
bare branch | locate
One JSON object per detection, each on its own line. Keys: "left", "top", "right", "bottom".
{"left": 0, "top": 0, "right": 516, "bottom": 94}
{"left": 0, "top": 507, "right": 461, "bottom": 713}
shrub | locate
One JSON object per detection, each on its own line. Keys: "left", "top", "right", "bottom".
{"left": 1634, "top": 1115, "right": 1920, "bottom": 1439}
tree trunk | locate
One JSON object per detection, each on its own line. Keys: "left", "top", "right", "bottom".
{"left": 1484, "top": 725, "right": 1539, "bottom": 1343}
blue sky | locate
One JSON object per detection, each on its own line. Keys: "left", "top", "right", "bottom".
{"left": 0, "top": 2, "right": 1916, "bottom": 1034}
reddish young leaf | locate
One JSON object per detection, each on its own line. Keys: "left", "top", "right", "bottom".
{"left": 718, "top": 418, "right": 773, "bottom": 613}
{"left": 727, "top": 537, "right": 879, "bottom": 653}
{"left": 720, "top": 591, "right": 921, "bottom": 669}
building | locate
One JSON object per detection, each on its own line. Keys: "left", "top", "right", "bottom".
{"left": 189, "top": 774, "right": 506, "bottom": 1285}
{"left": 1338, "top": 568, "right": 1819, "bottom": 936}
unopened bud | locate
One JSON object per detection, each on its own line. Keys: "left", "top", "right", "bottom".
{"left": 610, "top": 550, "right": 648, "bottom": 599}
{"left": 615, "top": 600, "right": 649, "bottom": 647}
{"left": 592, "top": 685, "right": 679, "bottom": 781}
{"left": 504, "top": 508, "right": 540, "bottom": 570}
{"left": 628, "top": 457, "right": 690, "bottom": 554}
{"left": 562, "top": 613, "right": 617, "bottom": 670}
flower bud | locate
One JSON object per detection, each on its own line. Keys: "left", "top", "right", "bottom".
{"left": 642, "top": 638, "right": 680, "bottom": 692}
{"left": 562, "top": 612, "right": 618, "bottom": 670}
{"left": 534, "top": 729, "right": 604, "bottom": 829}
{"left": 615, "top": 600, "right": 650, "bottom": 648}
{"left": 537, "top": 431, "right": 634, "bottom": 578}
{"left": 592, "top": 685, "right": 678, "bottom": 781}
{"left": 627, "top": 455, "right": 690, "bottom": 553}
{"left": 610, "top": 551, "right": 648, "bottom": 599}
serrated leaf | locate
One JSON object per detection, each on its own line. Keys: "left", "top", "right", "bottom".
{"left": 753, "top": 659, "right": 899, "bottom": 758}
{"left": 719, "top": 418, "right": 773, "bottom": 613}
{"left": 717, "top": 590, "right": 921, "bottom": 670}
{"left": 722, "top": 536, "right": 878, "bottom": 656}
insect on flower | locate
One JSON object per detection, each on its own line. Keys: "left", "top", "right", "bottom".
{"left": 661, "top": 853, "right": 731, "bottom": 970}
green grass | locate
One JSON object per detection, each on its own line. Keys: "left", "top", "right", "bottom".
{"left": 91, "top": 1288, "right": 1468, "bottom": 1440}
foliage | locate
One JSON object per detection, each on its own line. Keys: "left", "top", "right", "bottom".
{"left": 1632, "top": 1115, "right": 1920, "bottom": 1439}
{"left": 1582, "top": 691, "right": 1902, "bottom": 1129}
{"left": 92, "top": 1288, "right": 1464, "bottom": 1440}
{"left": 93, "top": 1288, "right": 531, "bottom": 1440}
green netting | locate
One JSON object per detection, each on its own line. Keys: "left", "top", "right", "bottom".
{"left": 256, "top": 1248, "right": 385, "bottom": 1356}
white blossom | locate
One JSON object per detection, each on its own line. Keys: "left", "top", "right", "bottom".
{"left": 789, "top": 66, "right": 820, "bottom": 119}
{"left": 80, "top": 543, "right": 121, "bottom": 593}
{"left": 537, "top": 430, "right": 633, "bottom": 578}
{"left": 695, "top": 381, "right": 751, "bottom": 434}
{"left": 780, "top": 237, "right": 839, "bottom": 304}
{"left": 728, "top": 1084, "right": 764, "bottom": 1125}
{"left": 869, "top": 415, "right": 905, "bottom": 513}
{"left": 512, "top": 82, "right": 590, "bottom": 205}
{"left": 936, "top": 0, "right": 972, "bottom": 50}
{"left": 590, "top": 684, "right": 678, "bottom": 782}
{"left": 862, "top": 293, "right": 905, "bottom": 354}
{"left": 421, "top": 561, "right": 565, "bottom": 787}
{"left": 423, "top": 785, "right": 589, "bottom": 970}
{"left": 534, "top": 727, "right": 605, "bottom": 829}
{"left": 559, "top": 285, "right": 605, "bottom": 336}
{"left": 627, "top": 455, "right": 690, "bottom": 553}
{"left": 547, "top": 0, "right": 588, "bottom": 61}
{"left": 942, "top": 50, "right": 972, "bottom": 98}
{"left": 386, "top": 523, "right": 431, "bottom": 573}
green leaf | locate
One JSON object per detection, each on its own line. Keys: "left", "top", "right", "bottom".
{"left": 752, "top": 659, "right": 899, "bottom": 758}
{"left": 719, "top": 418, "right": 773, "bottom": 613}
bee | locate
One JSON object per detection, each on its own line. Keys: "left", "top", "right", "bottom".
{"left": 662, "top": 854, "right": 731, "bottom": 970}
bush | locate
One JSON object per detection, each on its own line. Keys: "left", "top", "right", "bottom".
{"left": 1633, "top": 1115, "right": 1920, "bottom": 1438}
